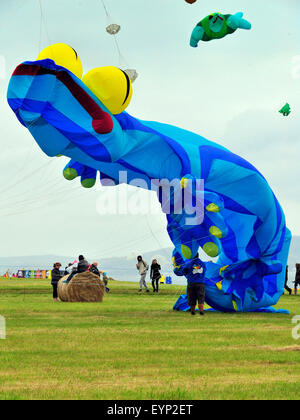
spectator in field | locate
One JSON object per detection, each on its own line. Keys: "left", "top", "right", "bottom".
{"left": 174, "top": 253, "right": 206, "bottom": 316}
{"left": 136, "top": 255, "right": 149, "bottom": 293}
{"left": 284, "top": 265, "right": 292, "bottom": 295}
{"left": 66, "top": 255, "right": 89, "bottom": 283}
{"left": 295, "top": 264, "right": 300, "bottom": 295}
{"left": 51, "top": 262, "right": 62, "bottom": 302}
{"left": 150, "top": 259, "right": 161, "bottom": 293}
{"left": 89, "top": 261, "right": 100, "bottom": 277}
{"left": 102, "top": 271, "right": 109, "bottom": 286}
{"left": 64, "top": 263, "right": 73, "bottom": 276}
{"left": 99, "top": 271, "right": 110, "bottom": 293}
{"left": 77, "top": 255, "right": 89, "bottom": 273}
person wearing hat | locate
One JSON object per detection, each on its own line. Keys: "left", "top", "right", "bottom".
{"left": 51, "top": 262, "right": 62, "bottom": 302}
{"left": 150, "top": 259, "right": 161, "bottom": 293}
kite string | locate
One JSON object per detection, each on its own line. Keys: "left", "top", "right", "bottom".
{"left": 0, "top": 159, "right": 57, "bottom": 199}
{"left": 98, "top": 0, "right": 129, "bottom": 69}
{"left": 38, "top": 0, "right": 52, "bottom": 46}
{"left": 1, "top": 71, "right": 49, "bottom": 194}
{"left": 100, "top": 0, "right": 109, "bottom": 18}
{"left": 38, "top": 0, "right": 43, "bottom": 54}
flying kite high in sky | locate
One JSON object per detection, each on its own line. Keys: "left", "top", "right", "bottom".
{"left": 190, "top": 12, "right": 252, "bottom": 47}
{"left": 279, "top": 103, "right": 291, "bottom": 117}
{"left": 7, "top": 45, "right": 291, "bottom": 313}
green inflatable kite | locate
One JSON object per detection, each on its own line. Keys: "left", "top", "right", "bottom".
{"left": 279, "top": 103, "right": 291, "bottom": 117}
{"left": 190, "top": 12, "right": 252, "bottom": 47}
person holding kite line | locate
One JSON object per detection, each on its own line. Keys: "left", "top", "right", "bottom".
{"left": 174, "top": 253, "right": 206, "bottom": 316}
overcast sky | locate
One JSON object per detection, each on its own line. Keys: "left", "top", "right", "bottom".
{"left": 0, "top": 0, "right": 299, "bottom": 259}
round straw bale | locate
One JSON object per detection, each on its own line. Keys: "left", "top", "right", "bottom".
{"left": 58, "top": 275, "right": 69, "bottom": 302}
{"left": 59, "top": 272, "right": 105, "bottom": 302}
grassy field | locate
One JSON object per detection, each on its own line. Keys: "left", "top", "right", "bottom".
{"left": 0, "top": 277, "right": 300, "bottom": 400}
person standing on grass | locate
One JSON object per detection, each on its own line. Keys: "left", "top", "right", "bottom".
{"left": 284, "top": 265, "right": 292, "bottom": 295}
{"left": 174, "top": 253, "right": 206, "bottom": 316}
{"left": 150, "top": 259, "right": 161, "bottom": 293}
{"left": 136, "top": 255, "right": 149, "bottom": 293}
{"left": 51, "top": 262, "right": 62, "bottom": 302}
{"left": 102, "top": 271, "right": 109, "bottom": 286}
{"left": 294, "top": 264, "right": 300, "bottom": 295}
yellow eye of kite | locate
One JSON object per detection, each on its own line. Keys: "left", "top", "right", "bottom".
{"left": 82, "top": 66, "right": 133, "bottom": 115}
{"left": 37, "top": 43, "right": 83, "bottom": 79}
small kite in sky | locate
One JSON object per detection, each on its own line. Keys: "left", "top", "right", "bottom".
{"left": 279, "top": 103, "right": 291, "bottom": 117}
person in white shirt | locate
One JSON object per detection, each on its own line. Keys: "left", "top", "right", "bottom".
{"left": 136, "top": 255, "right": 149, "bottom": 293}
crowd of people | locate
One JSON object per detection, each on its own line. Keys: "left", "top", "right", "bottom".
{"left": 51, "top": 255, "right": 109, "bottom": 302}
{"left": 136, "top": 256, "right": 162, "bottom": 293}
{"left": 136, "top": 254, "right": 205, "bottom": 316}
{"left": 137, "top": 255, "right": 300, "bottom": 316}
{"left": 50, "top": 253, "right": 300, "bottom": 311}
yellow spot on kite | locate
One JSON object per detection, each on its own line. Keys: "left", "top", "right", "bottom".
{"left": 180, "top": 177, "right": 189, "bottom": 189}
{"left": 181, "top": 245, "right": 192, "bottom": 259}
{"left": 172, "top": 257, "right": 180, "bottom": 269}
{"left": 206, "top": 203, "right": 220, "bottom": 213}
{"left": 216, "top": 281, "right": 222, "bottom": 290}
{"left": 219, "top": 265, "right": 229, "bottom": 275}
{"left": 209, "top": 225, "right": 223, "bottom": 238}
{"left": 203, "top": 242, "right": 219, "bottom": 257}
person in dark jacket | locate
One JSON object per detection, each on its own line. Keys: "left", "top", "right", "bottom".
{"left": 77, "top": 255, "right": 89, "bottom": 273}
{"left": 284, "top": 265, "right": 292, "bottom": 295}
{"left": 150, "top": 259, "right": 161, "bottom": 292}
{"left": 51, "top": 262, "right": 62, "bottom": 302}
{"left": 89, "top": 261, "right": 100, "bottom": 277}
{"left": 295, "top": 264, "right": 300, "bottom": 295}
{"left": 174, "top": 253, "right": 206, "bottom": 316}
{"left": 66, "top": 255, "right": 89, "bottom": 283}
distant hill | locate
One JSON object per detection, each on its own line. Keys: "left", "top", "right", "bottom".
{"left": 0, "top": 249, "right": 177, "bottom": 283}
{"left": 287, "top": 236, "right": 300, "bottom": 267}
{"left": 1, "top": 236, "right": 300, "bottom": 286}
{"left": 0, "top": 255, "right": 75, "bottom": 271}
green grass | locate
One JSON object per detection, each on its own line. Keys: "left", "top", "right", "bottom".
{"left": 0, "top": 277, "right": 300, "bottom": 400}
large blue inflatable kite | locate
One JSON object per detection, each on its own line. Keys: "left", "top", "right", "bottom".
{"left": 7, "top": 51, "right": 291, "bottom": 313}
